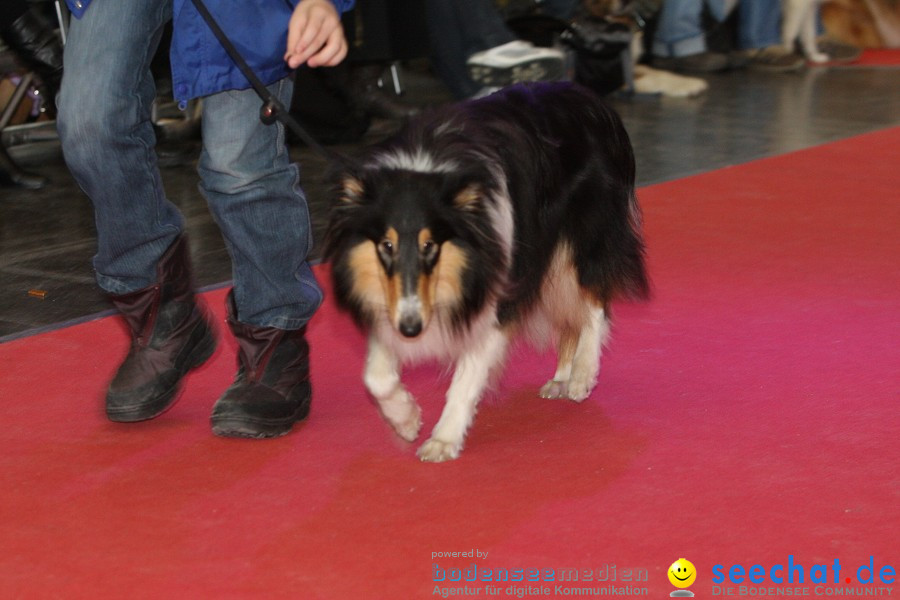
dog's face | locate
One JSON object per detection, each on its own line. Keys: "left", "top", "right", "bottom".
{"left": 326, "top": 167, "right": 495, "bottom": 339}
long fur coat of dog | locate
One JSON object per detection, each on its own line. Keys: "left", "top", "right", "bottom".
{"left": 324, "top": 82, "right": 649, "bottom": 461}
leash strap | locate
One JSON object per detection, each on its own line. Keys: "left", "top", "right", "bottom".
{"left": 189, "top": 0, "right": 341, "bottom": 163}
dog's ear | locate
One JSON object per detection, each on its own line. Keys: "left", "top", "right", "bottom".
{"left": 327, "top": 153, "right": 366, "bottom": 206}
{"left": 452, "top": 183, "right": 483, "bottom": 212}
{"left": 338, "top": 176, "right": 366, "bottom": 205}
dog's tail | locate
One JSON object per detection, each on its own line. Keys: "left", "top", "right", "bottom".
{"left": 622, "top": 187, "right": 651, "bottom": 301}
{"left": 578, "top": 95, "right": 651, "bottom": 305}
{"left": 608, "top": 94, "right": 650, "bottom": 303}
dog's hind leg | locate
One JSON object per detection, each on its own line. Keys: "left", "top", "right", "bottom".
{"left": 539, "top": 328, "right": 578, "bottom": 399}
{"left": 566, "top": 304, "right": 610, "bottom": 401}
{"left": 541, "top": 304, "right": 609, "bottom": 402}
{"left": 364, "top": 334, "right": 422, "bottom": 442}
{"left": 418, "top": 327, "right": 508, "bottom": 462}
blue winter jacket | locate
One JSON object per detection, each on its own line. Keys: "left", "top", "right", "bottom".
{"left": 65, "top": 0, "right": 355, "bottom": 104}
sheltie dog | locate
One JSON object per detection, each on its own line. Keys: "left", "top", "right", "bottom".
{"left": 324, "top": 82, "right": 649, "bottom": 462}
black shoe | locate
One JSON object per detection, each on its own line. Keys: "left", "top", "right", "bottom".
{"left": 466, "top": 41, "right": 567, "bottom": 86}
{"left": 726, "top": 51, "right": 751, "bottom": 70}
{"left": 210, "top": 292, "right": 312, "bottom": 439}
{"left": 357, "top": 86, "right": 421, "bottom": 121}
{"left": 106, "top": 235, "right": 217, "bottom": 422}
{"left": 739, "top": 46, "right": 806, "bottom": 72}
{"left": 652, "top": 51, "right": 730, "bottom": 73}
{"left": 0, "top": 144, "right": 47, "bottom": 190}
{"left": 350, "top": 64, "right": 421, "bottom": 121}
{"left": 816, "top": 36, "right": 862, "bottom": 64}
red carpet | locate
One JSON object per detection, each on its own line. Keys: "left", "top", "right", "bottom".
{"left": 1, "top": 128, "right": 898, "bottom": 598}
{"left": 853, "top": 48, "right": 900, "bottom": 65}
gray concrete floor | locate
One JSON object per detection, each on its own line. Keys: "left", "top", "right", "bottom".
{"left": 1, "top": 61, "right": 898, "bottom": 340}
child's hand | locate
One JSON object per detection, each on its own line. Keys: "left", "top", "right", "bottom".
{"left": 284, "top": 0, "right": 348, "bottom": 69}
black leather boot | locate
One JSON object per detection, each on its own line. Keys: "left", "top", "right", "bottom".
{"left": 211, "top": 292, "right": 312, "bottom": 439}
{"left": 0, "top": 7, "right": 63, "bottom": 114}
{"left": 106, "top": 235, "right": 217, "bottom": 422}
{"left": 0, "top": 143, "right": 46, "bottom": 190}
{"left": 350, "top": 64, "right": 421, "bottom": 121}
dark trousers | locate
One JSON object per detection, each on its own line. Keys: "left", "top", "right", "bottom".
{"left": 426, "top": 0, "right": 518, "bottom": 99}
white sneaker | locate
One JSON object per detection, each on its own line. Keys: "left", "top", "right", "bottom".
{"left": 467, "top": 41, "right": 566, "bottom": 86}
{"left": 468, "top": 86, "right": 502, "bottom": 100}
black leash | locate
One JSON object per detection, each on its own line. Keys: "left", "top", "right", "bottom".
{"left": 189, "top": 0, "right": 344, "bottom": 164}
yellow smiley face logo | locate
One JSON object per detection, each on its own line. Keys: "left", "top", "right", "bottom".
{"left": 668, "top": 558, "right": 697, "bottom": 588}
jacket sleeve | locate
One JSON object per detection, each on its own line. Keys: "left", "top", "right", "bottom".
{"left": 71, "top": 0, "right": 354, "bottom": 20}
{"left": 331, "top": 0, "right": 355, "bottom": 12}
{"left": 290, "top": 0, "right": 355, "bottom": 12}
{"left": 65, "top": 0, "right": 91, "bottom": 18}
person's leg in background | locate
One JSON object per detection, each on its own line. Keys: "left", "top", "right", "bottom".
{"left": 0, "top": 137, "right": 45, "bottom": 190}
{"left": 57, "top": 0, "right": 216, "bottom": 423}
{"left": 199, "top": 79, "right": 322, "bottom": 439}
{"left": 651, "top": 0, "right": 737, "bottom": 73}
{"left": 454, "top": 0, "right": 521, "bottom": 52}
{"left": 425, "top": 0, "right": 489, "bottom": 98}
{"left": 342, "top": 1, "right": 422, "bottom": 121}
{"left": 461, "top": 0, "right": 565, "bottom": 88}
{"left": 736, "top": 0, "right": 805, "bottom": 71}
{"left": 426, "top": 0, "right": 566, "bottom": 99}
{"left": 538, "top": 0, "right": 579, "bottom": 21}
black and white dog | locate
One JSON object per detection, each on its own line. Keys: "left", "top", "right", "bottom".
{"left": 324, "top": 82, "right": 649, "bottom": 461}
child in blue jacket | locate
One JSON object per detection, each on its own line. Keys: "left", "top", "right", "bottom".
{"left": 57, "top": 0, "right": 353, "bottom": 438}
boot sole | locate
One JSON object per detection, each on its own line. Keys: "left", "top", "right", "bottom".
{"left": 106, "top": 324, "right": 217, "bottom": 423}
{"left": 468, "top": 58, "right": 565, "bottom": 87}
{"left": 211, "top": 400, "right": 311, "bottom": 439}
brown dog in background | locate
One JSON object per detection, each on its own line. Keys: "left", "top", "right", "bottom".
{"left": 822, "top": 0, "right": 900, "bottom": 48}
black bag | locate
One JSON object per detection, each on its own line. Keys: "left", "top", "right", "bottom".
{"left": 507, "top": 11, "right": 635, "bottom": 97}
{"left": 560, "top": 17, "right": 634, "bottom": 96}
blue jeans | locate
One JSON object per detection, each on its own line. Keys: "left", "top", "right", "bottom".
{"left": 57, "top": 0, "right": 322, "bottom": 330}
{"left": 737, "top": 0, "right": 782, "bottom": 50}
{"left": 539, "top": 0, "right": 579, "bottom": 20}
{"left": 652, "top": 0, "right": 737, "bottom": 58}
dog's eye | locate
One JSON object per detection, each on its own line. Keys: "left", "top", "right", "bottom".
{"left": 421, "top": 240, "right": 436, "bottom": 255}
{"left": 378, "top": 239, "right": 394, "bottom": 255}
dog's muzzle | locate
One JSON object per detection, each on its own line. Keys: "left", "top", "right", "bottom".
{"left": 396, "top": 295, "right": 424, "bottom": 338}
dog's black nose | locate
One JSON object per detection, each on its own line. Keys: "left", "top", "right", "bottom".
{"left": 399, "top": 315, "right": 423, "bottom": 338}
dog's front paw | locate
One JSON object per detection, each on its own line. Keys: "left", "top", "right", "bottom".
{"left": 809, "top": 51, "right": 830, "bottom": 63}
{"left": 540, "top": 377, "right": 594, "bottom": 402}
{"left": 377, "top": 387, "right": 422, "bottom": 442}
{"left": 417, "top": 438, "right": 461, "bottom": 462}
{"left": 564, "top": 374, "right": 597, "bottom": 402}
{"left": 392, "top": 402, "right": 423, "bottom": 442}
{"left": 539, "top": 379, "right": 568, "bottom": 399}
